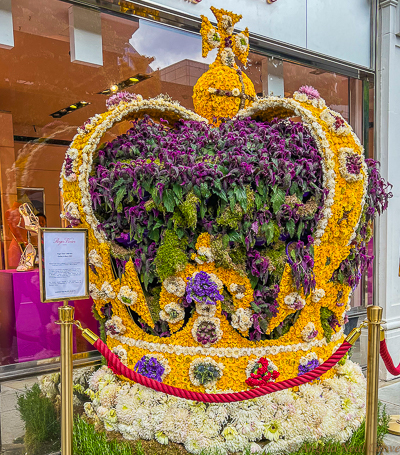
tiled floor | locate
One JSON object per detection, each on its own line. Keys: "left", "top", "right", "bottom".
{"left": 379, "top": 379, "right": 400, "bottom": 450}
{"left": 1, "top": 376, "right": 399, "bottom": 454}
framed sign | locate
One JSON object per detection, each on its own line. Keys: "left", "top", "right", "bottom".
{"left": 39, "top": 228, "right": 89, "bottom": 303}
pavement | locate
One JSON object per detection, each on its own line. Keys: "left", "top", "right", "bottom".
{"left": 0, "top": 375, "right": 399, "bottom": 454}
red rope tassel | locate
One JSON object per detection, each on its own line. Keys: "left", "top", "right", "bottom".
{"left": 380, "top": 339, "right": 400, "bottom": 376}
{"left": 94, "top": 339, "right": 352, "bottom": 403}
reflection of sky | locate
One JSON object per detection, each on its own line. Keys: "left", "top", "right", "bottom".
{"left": 129, "top": 19, "right": 216, "bottom": 70}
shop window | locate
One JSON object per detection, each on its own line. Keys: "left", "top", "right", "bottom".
{"left": 0, "top": 0, "right": 371, "bottom": 366}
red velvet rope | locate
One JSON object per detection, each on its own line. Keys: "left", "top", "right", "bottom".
{"left": 380, "top": 339, "right": 400, "bottom": 376}
{"left": 94, "top": 338, "right": 352, "bottom": 403}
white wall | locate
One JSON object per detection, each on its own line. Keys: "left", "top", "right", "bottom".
{"left": 376, "top": 0, "right": 400, "bottom": 380}
{"left": 151, "top": 0, "right": 372, "bottom": 68}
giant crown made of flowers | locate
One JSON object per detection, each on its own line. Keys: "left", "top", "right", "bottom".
{"left": 60, "top": 7, "right": 391, "bottom": 393}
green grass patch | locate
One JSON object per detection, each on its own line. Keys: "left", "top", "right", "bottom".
{"left": 16, "top": 383, "right": 60, "bottom": 455}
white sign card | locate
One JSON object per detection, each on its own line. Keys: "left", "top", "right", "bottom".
{"left": 39, "top": 228, "right": 89, "bottom": 302}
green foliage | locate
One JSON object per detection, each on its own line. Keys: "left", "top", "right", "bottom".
{"left": 74, "top": 416, "right": 134, "bottom": 455}
{"left": 320, "top": 307, "right": 334, "bottom": 342}
{"left": 16, "top": 383, "right": 60, "bottom": 455}
{"left": 262, "top": 241, "right": 286, "bottom": 284}
{"left": 172, "top": 192, "right": 200, "bottom": 230}
{"left": 154, "top": 230, "right": 188, "bottom": 281}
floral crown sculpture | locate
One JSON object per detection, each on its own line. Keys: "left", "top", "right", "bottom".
{"left": 60, "top": 7, "right": 392, "bottom": 454}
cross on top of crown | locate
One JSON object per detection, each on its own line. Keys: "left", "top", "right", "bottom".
{"left": 200, "top": 6, "right": 250, "bottom": 69}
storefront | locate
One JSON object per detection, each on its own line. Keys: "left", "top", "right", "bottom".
{"left": 0, "top": 0, "right": 375, "bottom": 375}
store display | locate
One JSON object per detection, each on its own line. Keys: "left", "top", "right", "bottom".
{"left": 15, "top": 203, "right": 39, "bottom": 272}
{"left": 59, "top": 6, "right": 391, "bottom": 454}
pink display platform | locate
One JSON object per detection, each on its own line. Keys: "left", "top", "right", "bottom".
{"left": 0, "top": 269, "right": 98, "bottom": 366}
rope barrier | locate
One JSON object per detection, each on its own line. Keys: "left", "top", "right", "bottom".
{"left": 93, "top": 337, "right": 352, "bottom": 403}
{"left": 380, "top": 338, "right": 400, "bottom": 376}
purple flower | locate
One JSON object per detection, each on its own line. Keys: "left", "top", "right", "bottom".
{"left": 298, "top": 359, "right": 320, "bottom": 376}
{"left": 134, "top": 355, "right": 165, "bottom": 382}
{"left": 185, "top": 271, "right": 224, "bottom": 306}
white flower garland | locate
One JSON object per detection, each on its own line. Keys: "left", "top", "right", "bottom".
{"left": 89, "top": 249, "right": 103, "bottom": 268}
{"left": 311, "top": 288, "right": 325, "bottom": 303}
{"left": 108, "top": 328, "right": 344, "bottom": 359}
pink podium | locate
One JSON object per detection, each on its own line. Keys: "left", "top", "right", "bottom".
{"left": 0, "top": 269, "right": 98, "bottom": 366}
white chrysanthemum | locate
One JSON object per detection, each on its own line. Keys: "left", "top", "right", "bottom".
{"left": 89, "top": 283, "right": 101, "bottom": 300}
{"left": 264, "top": 420, "right": 282, "bottom": 442}
{"left": 221, "top": 15, "right": 234, "bottom": 34}
{"left": 206, "top": 28, "right": 221, "bottom": 48}
{"left": 99, "top": 383, "right": 119, "bottom": 408}
{"left": 220, "top": 48, "right": 235, "bottom": 68}
{"left": 208, "top": 273, "right": 223, "bottom": 289}
{"left": 88, "top": 249, "right": 103, "bottom": 268}
{"left": 84, "top": 402, "right": 95, "bottom": 418}
{"left": 184, "top": 433, "right": 210, "bottom": 455}
{"left": 104, "top": 315, "right": 126, "bottom": 335}
{"left": 229, "top": 283, "right": 247, "bottom": 300}
{"left": 163, "top": 406, "right": 190, "bottom": 443}
{"left": 232, "top": 87, "right": 241, "bottom": 97}
{"left": 155, "top": 431, "right": 168, "bottom": 445}
{"left": 112, "top": 345, "right": 128, "bottom": 365}
{"left": 195, "top": 301, "right": 217, "bottom": 317}
{"left": 299, "top": 352, "right": 319, "bottom": 366}
{"left": 301, "top": 322, "right": 318, "bottom": 342}
{"left": 159, "top": 302, "right": 185, "bottom": 323}
{"left": 88, "top": 366, "right": 113, "bottom": 392}
{"left": 162, "top": 276, "right": 186, "bottom": 297}
{"left": 283, "top": 292, "right": 306, "bottom": 310}
{"left": 118, "top": 423, "right": 139, "bottom": 441}
{"left": 117, "top": 285, "right": 137, "bottom": 306}
{"left": 234, "top": 33, "right": 249, "bottom": 53}
{"left": 196, "top": 246, "right": 214, "bottom": 264}
{"left": 101, "top": 281, "right": 116, "bottom": 299}
{"left": 311, "top": 288, "right": 325, "bottom": 303}
{"left": 231, "top": 308, "right": 253, "bottom": 332}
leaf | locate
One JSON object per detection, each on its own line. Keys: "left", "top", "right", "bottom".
{"left": 271, "top": 187, "right": 286, "bottom": 213}
{"left": 200, "top": 202, "right": 206, "bottom": 219}
{"left": 338, "top": 270, "right": 344, "bottom": 284}
{"left": 249, "top": 274, "right": 258, "bottom": 289}
{"left": 259, "top": 317, "right": 269, "bottom": 334}
{"left": 148, "top": 228, "right": 160, "bottom": 243}
{"left": 172, "top": 183, "right": 182, "bottom": 201}
{"left": 229, "top": 231, "right": 242, "bottom": 243}
{"left": 193, "top": 185, "right": 201, "bottom": 198}
{"left": 255, "top": 193, "right": 263, "bottom": 211}
{"left": 234, "top": 186, "right": 247, "bottom": 212}
{"left": 265, "top": 223, "right": 275, "bottom": 245}
{"left": 176, "top": 228, "right": 185, "bottom": 239}
{"left": 222, "top": 234, "right": 230, "bottom": 249}
{"left": 115, "top": 187, "right": 126, "bottom": 213}
{"left": 286, "top": 219, "right": 295, "bottom": 238}
{"left": 112, "top": 178, "right": 125, "bottom": 190}
{"left": 251, "top": 301, "right": 261, "bottom": 313}
{"left": 297, "top": 221, "right": 304, "bottom": 239}
{"left": 163, "top": 189, "right": 175, "bottom": 212}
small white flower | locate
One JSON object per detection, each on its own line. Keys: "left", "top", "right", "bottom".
{"left": 155, "top": 431, "right": 168, "bottom": 445}
{"left": 301, "top": 322, "right": 318, "bottom": 342}
{"left": 232, "top": 87, "right": 241, "bottom": 97}
{"left": 206, "top": 28, "right": 221, "bottom": 48}
{"left": 234, "top": 33, "right": 249, "bottom": 53}
{"left": 221, "top": 15, "right": 234, "bottom": 34}
{"left": 284, "top": 292, "right": 306, "bottom": 310}
{"left": 88, "top": 249, "right": 103, "bottom": 268}
{"left": 101, "top": 281, "right": 116, "bottom": 299}
{"left": 231, "top": 308, "right": 253, "bottom": 332}
{"left": 159, "top": 302, "right": 185, "bottom": 323}
{"left": 220, "top": 48, "right": 236, "bottom": 68}
{"left": 312, "top": 288, "right": 325, "bottom": 303}
{"left": 117, "top": 286, "right": 138, "bottom": 306}
{"left": 112, "top": 345, "right": 128, "bottom": 365}
{"left": 163, "top": 276, "right": 186, "bottom": 297}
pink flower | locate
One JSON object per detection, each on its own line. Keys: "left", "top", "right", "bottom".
{"left": 298, "top": 85, "right": 320, "bottom": 99}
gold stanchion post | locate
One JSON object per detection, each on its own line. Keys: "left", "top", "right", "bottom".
{"left": 365, "top": 305, "right": 383, "bottom": 455}
{"left": 58, "top": 300, "right": 75, "bottom": 455}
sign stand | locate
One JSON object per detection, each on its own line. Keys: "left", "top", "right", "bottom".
{"left": 38, "top": 228, "right": 89, "bottom": 455}
{"left": 58, "top": 301, "right": 74, "bottom": 455}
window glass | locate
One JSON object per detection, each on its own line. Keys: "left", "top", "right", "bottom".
{"left": 0, "top": 0, "right": 367, "bottom": 366}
